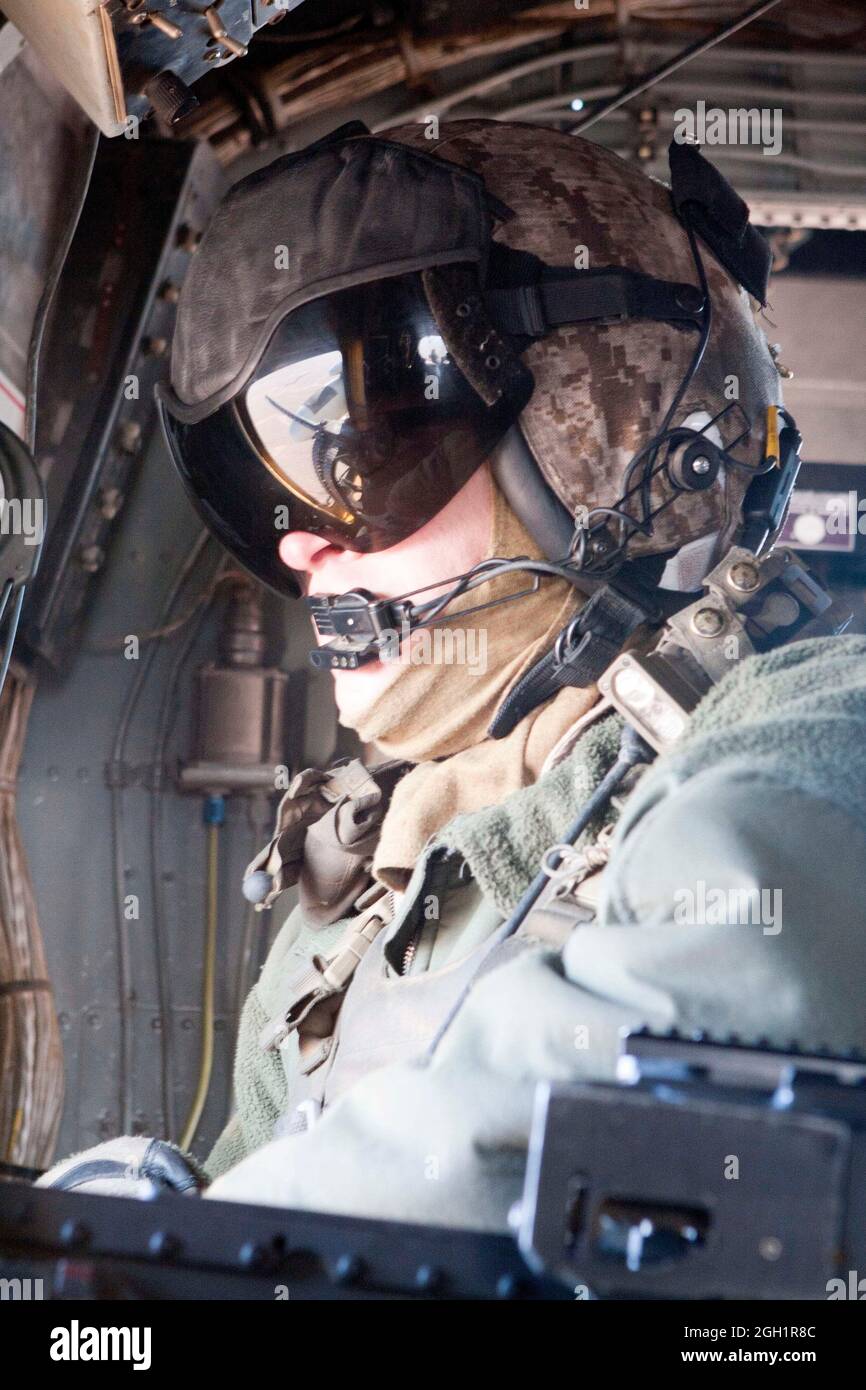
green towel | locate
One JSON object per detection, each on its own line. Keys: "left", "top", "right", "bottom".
{"left": 434, "top": 712, "right": 624, "bottom": 916}
{"left": 629, "top": 634, "right": 866, "bottom": 832}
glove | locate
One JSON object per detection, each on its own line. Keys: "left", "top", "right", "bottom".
{"left": 36, "top": 1136, "right": 207, "bottom": 1197}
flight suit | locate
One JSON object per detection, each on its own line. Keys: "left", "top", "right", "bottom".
{"left": 204, "top": 633, "right": 866, "bottom": 1231}
{"left": 205, "top": 708, "right": 624, "bottom": 1175}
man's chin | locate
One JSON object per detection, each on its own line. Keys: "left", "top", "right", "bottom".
{"left": 332, "top": 656, "right": 402, "bottom": 727}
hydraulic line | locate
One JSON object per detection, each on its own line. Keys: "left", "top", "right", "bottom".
{"left": 109, "top": 530, "right": 212, "bottom": 1134}
{"left": 179, "top": 797, "right": 223, "bottom": 1153}
{"left": 150, "top": 552, "right": 229, "bottom": 1141}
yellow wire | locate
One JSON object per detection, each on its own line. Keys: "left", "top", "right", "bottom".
{"left": 5, "top": 1106, "right": 23, "bottom": 1162}
{"left": 179, "top": 820, "right": 219, "bottom": 1153}
{"left": 765, "top": 404, "right": 781, "bottom": 469}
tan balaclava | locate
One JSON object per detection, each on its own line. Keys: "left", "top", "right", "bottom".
{"left": 337, "top": 474, "right": 601, "bottom": 889}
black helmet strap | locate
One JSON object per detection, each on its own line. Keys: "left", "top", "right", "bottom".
{"left": 483, "top": 246, "right": 706, "bottom": 340}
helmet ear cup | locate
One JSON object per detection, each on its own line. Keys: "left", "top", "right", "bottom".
{"left": 489, "top": 427, "right": 585, "bottom": 568}
{"left": 666, "top": 431, "right": 723, "bottom": 493}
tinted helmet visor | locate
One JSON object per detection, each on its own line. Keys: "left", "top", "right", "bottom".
{"left": 159, "top": 271, "right": 529, "bottom": 597}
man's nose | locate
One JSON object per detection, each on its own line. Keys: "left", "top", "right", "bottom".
{"left": 278, "top": 532, "right": 333, "bottom": 573}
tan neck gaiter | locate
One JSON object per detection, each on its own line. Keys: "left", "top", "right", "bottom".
{"left": 338, "top": 475, "right": 601, "bottom": 889}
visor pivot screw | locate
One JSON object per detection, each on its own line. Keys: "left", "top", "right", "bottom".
{"left": 691, "top": 455, "right": 711, "bottom": 475}
{"left": 675, "top": 285, "right": 704, "bottom": 314}
{"left": 728, "top": 561, "right": 760, "bottom": 593}
{"left": 692, "top": 606, "right": 725, "bottom": 637}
